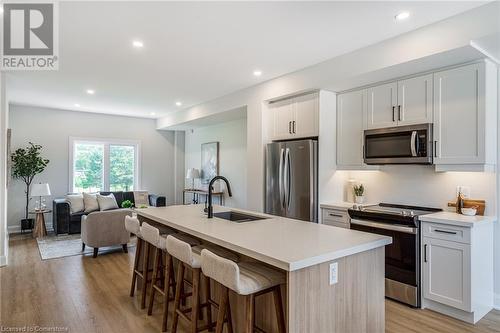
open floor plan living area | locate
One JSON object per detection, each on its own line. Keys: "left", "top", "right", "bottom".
{"left": 0, "top": 1, "right": 500, "bottom": 332}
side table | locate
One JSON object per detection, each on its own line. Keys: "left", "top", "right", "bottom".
{"left": 29, "top": 209, "right": 51, "bottom": 238}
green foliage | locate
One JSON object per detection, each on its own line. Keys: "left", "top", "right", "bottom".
{"left": 109, "top": 146, "right": 134, "bottom": 191}
{"left": 121, "top": 200, "right": 133, "bottom": 208}
{"left": 353, "top": 184, "right": 364, "bottom": 197}
{"left": 74, "top": 144, "right": 103, "bottom": 192}
{"left": 11, "top": 142, "right": 49, "bottom": 219}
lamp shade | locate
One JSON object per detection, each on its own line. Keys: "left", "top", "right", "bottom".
{"left": 31, "top": 183, "right": 51, "bottom": 197}
{"left": 186, "top": 168, "right": 200, "bottom": 179}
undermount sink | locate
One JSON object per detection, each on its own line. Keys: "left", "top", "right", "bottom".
{"left": 213, "top": 211, "right": 267, "bottom": 223}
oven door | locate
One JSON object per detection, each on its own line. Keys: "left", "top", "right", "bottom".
{"left": 350, "top": 218, "right": 420, "bottom": 307}
{"left": 364, "top": 123, "right": 432, "bottom": 165}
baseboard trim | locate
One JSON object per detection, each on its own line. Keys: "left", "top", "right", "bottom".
{"left": 494, "top": 293, "right": 500, "bottom": 310}
{"left": 8, "top": 222, "right": 53, "bottom": 234}
{"left": 0, "top": 255, "right": 7, "bottom": 267}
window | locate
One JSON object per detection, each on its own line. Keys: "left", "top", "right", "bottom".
{"left": 70, "top": 138, "right": 140, "bottom": 193}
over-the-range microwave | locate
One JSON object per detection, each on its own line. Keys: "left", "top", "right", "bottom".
{"left": 363, "top": 123, "right": 433, "bottom": 165}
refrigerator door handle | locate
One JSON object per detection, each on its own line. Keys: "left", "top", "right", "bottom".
{"left": 278, "top": 148, "right": 285, "bottom": 208}
{"left": 284, "top": 148, "right": 291, "bottom": 209}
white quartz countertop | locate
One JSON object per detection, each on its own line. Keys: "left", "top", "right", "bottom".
{"left": 320, "top": 202, "right": 376, "bottom": 211}
{"left": 137, "top": 204, "right": 392, "bottom": 272}
{"left": 419, "top": 211, "right": 496, "bottom": 227}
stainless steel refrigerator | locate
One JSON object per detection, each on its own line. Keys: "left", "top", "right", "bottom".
{"left": 265, "top": 139, "right": 318, "bottom": 222}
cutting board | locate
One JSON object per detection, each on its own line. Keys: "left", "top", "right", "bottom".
{"left": 447, "top": 199, "right": 485, "bottom": 216}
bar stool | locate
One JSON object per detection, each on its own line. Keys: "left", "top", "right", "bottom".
{"left": 167, "top": 236, "right": 240, "bottom": 333}
{"left": 201, "top": 249, "right": 286, "bottom": 333}
{"left": 125, "top": 216, "right": 145, "bottom": 298}
{"left": 147, "top": 232, "right": 201, "bottom": 332}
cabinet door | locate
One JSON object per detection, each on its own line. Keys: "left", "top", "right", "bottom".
{"left": 293, "top": 92, "right": 319, "bottom": 138}
{"left": 271, "top": 99, "right": 294, "bottom": 140}
{"left": 397, "top": 74, "right": 433, "bottom": 126}
{"left": 423, "top": 237, "right": 471, "bottom": 311}
{"left": 433, "top": 63, "right": 485, "bottom": 165}
{"left": 366, "top": 82, "right": 397, "bottom": 129}
{"left": 337, "top": 90, "right": 365, "bottom": 167}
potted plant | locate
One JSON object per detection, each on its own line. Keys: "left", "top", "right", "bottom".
{"left": 11, "top": 142, "right": 49, "bottom": 230}
{"left": 353, "top": 184, "right": 365, "bottom": 204}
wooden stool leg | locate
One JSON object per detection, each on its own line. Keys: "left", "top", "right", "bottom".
{"left": 226, "top": 292, "right": 233, "bottom": 333}
{"left": 273, "top": 286, "right": 286, "bottom": 333}
{"left": 205, "top": 276, "right": 213, "bottom": 332}
{"left": 130, "top": 238, "right": 142, "bottom": 297}
{"left": 148, "top": 247, "right": 161, "bottom": 315}
{"left": 191, "top": 268, "right": 201, "bottom": 333}
{"left": 245, "top": 294, "right": 254, "bottom": 333}
{"left": 215, "top": 285, "right": 228, "bottom": 333}
{"left": 162, "top": 253, "right": 173, "bottom": 332}
{"left": 141, "top": 242, "right": 151, "bottom": 309}
{"left": 171, "top": 262, "right": 185, "bottom": 333}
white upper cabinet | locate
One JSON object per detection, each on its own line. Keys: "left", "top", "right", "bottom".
{"left": 337, "top": 89, "right": 365, "bottom": 168}
{"left": 433, "top": 61, "right": 497, "bottom": 170}
{"left": 270, "top": 92, "right": 319, "bottom": 140}
{"left": 366, "top": 82, "right": 397, "bottom": 129}
{"left": 397, "top": 74, "right": 433, "bottom": 126}
{"left": 294, "top": 93, "right": 319, "bottom": 138}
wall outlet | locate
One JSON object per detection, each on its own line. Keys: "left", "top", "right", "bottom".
{"left": 456, "top": 186, "right": 471, "bottom": 199}
{"left": 329, "top": 262, "right": 338, "bottom": 285}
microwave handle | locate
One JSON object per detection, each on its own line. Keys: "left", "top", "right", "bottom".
{"left": 410, "top": 131, "right": 418, "bottom": 157}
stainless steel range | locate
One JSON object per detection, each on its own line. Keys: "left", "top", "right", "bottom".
{"left": 348, "top": 203, "right": 441, "bottom": 307}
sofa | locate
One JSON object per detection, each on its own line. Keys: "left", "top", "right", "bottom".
{"left": 81, "top": 208, "right": 133, "bottom": 257}
{"left": 52, "top": 191, "right": 166, "bottom": 235}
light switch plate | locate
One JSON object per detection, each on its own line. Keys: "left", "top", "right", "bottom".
{"left": 329, "top": 262, "right": 338, "bottom": 285}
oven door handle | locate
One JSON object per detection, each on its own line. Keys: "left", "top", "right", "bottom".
{"left": 410, "top": 131, "right": 418, "bottom": 157}
{"left": 351, "top": 219, "right": 417, "bottom": 234}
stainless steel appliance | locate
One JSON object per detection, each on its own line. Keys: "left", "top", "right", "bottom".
{"left": 364, "top": 123, "right": 433, "bottom": 165}
{"left": 265, "top": 139, "right": 318, "bottom": 222}
{"left": 348, "top": 203, "right": 441, "bottom": 307}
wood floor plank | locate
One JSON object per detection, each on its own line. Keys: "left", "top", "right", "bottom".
{"left": 1, "top": 234, "right": 499, "bottom": 333}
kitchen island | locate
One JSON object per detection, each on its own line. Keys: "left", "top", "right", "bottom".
{"left": 137, "top": 204, "right": 391, "bottom": 333}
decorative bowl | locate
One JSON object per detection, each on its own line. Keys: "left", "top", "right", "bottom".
{"left": 461, "top": 207, "right": 477, "bottom": 216}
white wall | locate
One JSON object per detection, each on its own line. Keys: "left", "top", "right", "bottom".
{"left": 0, "top": 74, "right": 8, "bottom": 266}
{"left": 7, "top": 105, "right": 179, "bottom": 232}
{"left": 184, "top": 118, "right": 247, "bottom": 208}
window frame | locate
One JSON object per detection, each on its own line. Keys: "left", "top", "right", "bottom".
{"left": 68, "top": 137, "right": 141, "bottom": 193}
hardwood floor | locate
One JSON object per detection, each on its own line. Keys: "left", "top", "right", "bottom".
{"left": 1, "top": 235, "right": 499, "bottom": 333}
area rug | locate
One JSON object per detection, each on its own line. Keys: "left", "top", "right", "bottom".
{"left": 36, "top": 234, "right": 135, "bottom": 260}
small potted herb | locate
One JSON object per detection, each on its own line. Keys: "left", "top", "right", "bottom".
{"left": 353, "top": 184, "right": 365, "bottom": 204}
{"left": 121, "top": 200, "right": 133, "bottom": 209}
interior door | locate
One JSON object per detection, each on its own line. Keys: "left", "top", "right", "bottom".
{"left": 265, "top": 142, "right": 286, "bottom": 217}
{"left": 366, "top": 82, "right": 398, "bottom": 129}
{"left": 397, "top": 74, "right": 433, "bottom": 126}
{"left": 285, "top": 140, "right": 316, "bottom": 222}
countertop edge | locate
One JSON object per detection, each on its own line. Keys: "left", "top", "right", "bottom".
{"left": 419, "top": 213, "right": 496, "bottom": 227}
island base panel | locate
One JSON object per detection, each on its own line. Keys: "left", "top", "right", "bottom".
{"left": 287, "top": 247, "right": 385, "bottom": 333}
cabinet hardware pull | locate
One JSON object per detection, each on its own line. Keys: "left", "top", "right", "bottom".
{"left": 398, "top": 105, "right": 401, "bottom": 121}
{"left": 424, "top": 244, "right": 427, "bottom": 262}
{"left": 434, "top": 229, "right": 457, "bottom": 235}
{"left": 288, "top": 121, "right": 292, "bottom": 134}
{"left": 292, "top": 121, "right": 296, "bottom": 134}
{"left": 329, "top": 213, "right": 343, "bottom": 218}
{"left": 392, "top": 106, "right": 395, "bottom": 122}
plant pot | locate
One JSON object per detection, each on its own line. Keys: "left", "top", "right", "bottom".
{"left": 21, "top": 218, "right": 34, "bottom": 231}
{"left": 355, "top": 196, "right": 365, "bottom": 204}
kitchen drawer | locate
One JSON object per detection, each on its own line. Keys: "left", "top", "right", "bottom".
{"left": 322, "top": 208, "right": 349, "bottom": 228}
{"left": 422, "top": 222, "right": 470, "bottom": 244}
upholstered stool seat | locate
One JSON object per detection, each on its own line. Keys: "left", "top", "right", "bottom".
{"left": 201, "top": 249, "right": 287, "bottom": 333}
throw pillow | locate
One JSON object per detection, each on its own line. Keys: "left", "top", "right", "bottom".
{"left": 66, "top": 194, "right": 84, "bottom": 213}
{"left": 97, "top": 193, "right": 119, "bottom": 211}
{"left": 83, "top": 193, "right": 100, "bottom": 213}
{"left": 133, "top": 191, "right": 149, "bottom": 207}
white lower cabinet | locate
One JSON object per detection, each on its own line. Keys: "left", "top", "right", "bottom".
{"left": 320, "top": 207, "right": 350, "bottom": 228}
{"left": 421, "top": 219, "right": 494, "bottom": 324}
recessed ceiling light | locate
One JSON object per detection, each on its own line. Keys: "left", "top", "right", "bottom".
{"left": 74, "top": 103, "right": 81, "bottom": 107}
{"left": 132, "top": 40, "right": 144, "bottom": 48}
{"left": 253, "top": 70, "right": 262, "bottom": 77}
{"left": 395, "top": 11, "right": 410, "bottom": 21}
{"left": 86, "top": 89, "right": 95, "bottom": 95}
{"left": 175, "top": 101, "right": 182, "bottom": 107}
{"left": 150, "top": 112, "right": 156, "bottom": 116}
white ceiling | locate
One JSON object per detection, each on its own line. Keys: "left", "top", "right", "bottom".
{"left": 7, "top": 1, "right": 487, "bottom": 119}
